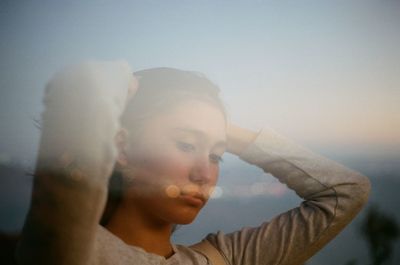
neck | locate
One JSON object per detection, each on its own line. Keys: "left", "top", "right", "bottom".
{"left": 105, "top": 199, "right": 174, "bottom": 258}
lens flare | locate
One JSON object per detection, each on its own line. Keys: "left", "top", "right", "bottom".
{"left": 165, "top": 185, "right": 180, "bottom": 198}
{"left": 209, "top": 186, "right": 223, "bottom": 199}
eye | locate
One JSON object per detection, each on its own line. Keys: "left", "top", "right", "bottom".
{"left": 176, "top": 141, "right": 195, "bottom": 152}
{"left": 209, "top": 154, "right": 224, "bottom": 164}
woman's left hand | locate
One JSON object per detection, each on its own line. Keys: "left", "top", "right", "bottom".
{"left": 226, "top": 123, "right": 258, "bottom": 156}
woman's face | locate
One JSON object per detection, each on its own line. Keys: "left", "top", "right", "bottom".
{"left": 121, "top": 100, "right": 227, "bottom": 225}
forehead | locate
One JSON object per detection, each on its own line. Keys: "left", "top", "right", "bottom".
{"left": 145, "top": 100, "right": 227, "bottom": 142}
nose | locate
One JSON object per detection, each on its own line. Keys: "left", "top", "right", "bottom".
{"left": 189, "top": 155, "right": 214, "bottom": 185}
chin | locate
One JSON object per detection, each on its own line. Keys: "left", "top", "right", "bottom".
{"left": 169, "top": 209, "right": 200, "bottom": 225}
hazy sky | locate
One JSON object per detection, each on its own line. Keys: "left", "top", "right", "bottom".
{"left": 0, "top": 0, "right": 399, "bottom": 165}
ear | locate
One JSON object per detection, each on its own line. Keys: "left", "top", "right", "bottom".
{"left": 115, "top": 127, "right": 129, "bottom": 167}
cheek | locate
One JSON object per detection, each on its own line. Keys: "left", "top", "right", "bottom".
{"left": 128, "top": 146, "right": 192, "bottom": 187}
{"left": 150, "top": 153, "right": 192, "bottom": 183}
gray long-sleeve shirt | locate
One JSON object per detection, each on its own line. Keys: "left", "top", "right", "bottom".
{"left": 16, "top": 61, "right": 371, "bottom": 265}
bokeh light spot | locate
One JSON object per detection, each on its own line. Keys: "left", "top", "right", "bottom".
{"left": 210, "top": 186, "right": 223, "bottom": 199}
{"left": 165, "top": 185, "right": 180, "bottom": 198}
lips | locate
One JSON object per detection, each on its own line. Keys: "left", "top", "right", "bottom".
{"left": 180, "top": 192, "right": 206, "bottom": 207}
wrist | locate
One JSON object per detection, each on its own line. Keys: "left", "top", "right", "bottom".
{"left": 226, "top": 123, "right": 258, "bottom": 156}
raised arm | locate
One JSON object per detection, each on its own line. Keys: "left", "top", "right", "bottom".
{"left": 16, "top": 61, "right": 136, "bottom": 265}
{"left": 206, "top": 123, "right": 371, "bottom": 265}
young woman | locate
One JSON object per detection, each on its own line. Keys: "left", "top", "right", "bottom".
{"left": 16, "top": 60, "right": 371, "bottom": 265}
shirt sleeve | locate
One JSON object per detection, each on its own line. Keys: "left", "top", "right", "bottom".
{"left": 205, "top": 127, "right": 371, "bottom": 265}
{"left": 16, "top": 61, "right": 132, "bottom": 265}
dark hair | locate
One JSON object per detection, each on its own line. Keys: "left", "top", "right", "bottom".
{"left": 100, "top": 67, "right": 226, "bottom": 226}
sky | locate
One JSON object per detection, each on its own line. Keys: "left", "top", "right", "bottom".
{"left": 0, "top": 0, "right": 399, "bottom": 166}
{"left": 0, "top": 3, "right": 399, "bottom": 263}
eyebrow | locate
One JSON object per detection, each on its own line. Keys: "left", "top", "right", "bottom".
{"left": 173, "top": 127, "right": 227, "bottom": 148}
